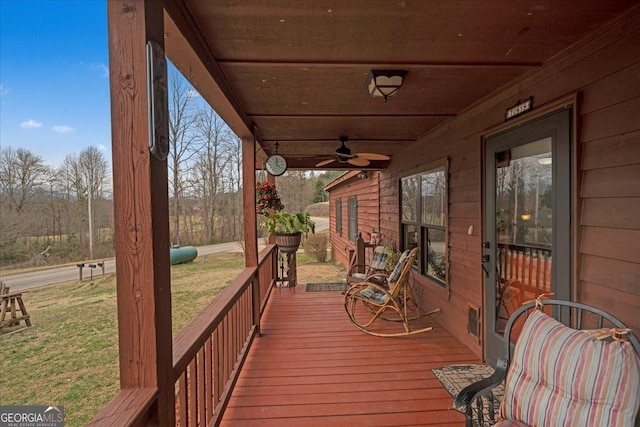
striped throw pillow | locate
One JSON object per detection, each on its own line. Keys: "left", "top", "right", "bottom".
{"left": 500, "top": 309, "right": 640, "bottom": 426}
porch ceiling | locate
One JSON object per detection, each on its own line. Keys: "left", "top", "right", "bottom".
{"left": 163, "top": 0, "right": 636, "bottom": 169}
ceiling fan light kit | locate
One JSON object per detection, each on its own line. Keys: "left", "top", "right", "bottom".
{"left": 367, "top": 70, "right": 408, "bottom": 101}
{"left": 315, "top": 136, "right": 390, "bottom": 168}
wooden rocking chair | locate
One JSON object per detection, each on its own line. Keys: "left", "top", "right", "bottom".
{"left": 344, "top": 247, "right": 439, "bottom": 337}
{"left": 346, "top": 245, "right": 389, "bottom": 288}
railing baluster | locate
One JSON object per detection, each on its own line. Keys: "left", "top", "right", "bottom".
{"left": 213, "top": 327, "right": 221, "bottom": 405}
{"left": 205, "top": 336, "right": 213, "bottom": 422}
{"left": 188, "top": 359, "right": 197, "bottom": 426}
{"left": 179, "top": 372, "right": 188, "bottom": 427}
{"left": 197, "top": 348, "right": 206, "bottom": 426}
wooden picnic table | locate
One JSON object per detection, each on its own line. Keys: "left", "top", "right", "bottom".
{"left": 0, "top": 282, "right": 31, "bottom": 329}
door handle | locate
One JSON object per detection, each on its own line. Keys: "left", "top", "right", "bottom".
{"left": 481, "top": 254, "right": 490, "bottom": 278}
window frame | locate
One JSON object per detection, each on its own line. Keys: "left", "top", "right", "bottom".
{"left": 335, "top": 199, "right": 343, "bottom": 236}
{"left": 347, "top": 196, "right": 358, "bottom": 242}
{"left": 400, "top": 159, "right": 449, "bottom": 287}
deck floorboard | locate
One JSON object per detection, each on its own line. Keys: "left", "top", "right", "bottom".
{"left": 220, "top": 287, "right": 481, "bottom": 426}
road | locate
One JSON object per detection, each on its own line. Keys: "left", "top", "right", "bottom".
{"left": 0, "top": 217, "right": 329, "bottom": 292}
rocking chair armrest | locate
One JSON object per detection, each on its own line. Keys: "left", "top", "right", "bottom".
{"left": 347, "top": 264, "right": 368, "bottom": 275}
{"left": 454, "top": 357, "right": 508, "bottom": 417}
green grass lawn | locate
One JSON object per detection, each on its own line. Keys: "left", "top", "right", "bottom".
{"left": 0, "top": 250, "right": 345, "bottom": 426}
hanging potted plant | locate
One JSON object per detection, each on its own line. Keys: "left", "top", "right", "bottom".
{"left": 264, "top": 213, "right": 315, "bottom": 253}
{"left": 256, "top": 182, "right": 284, "bottom": 216}
{"left": 256, "top": 182, "right": 315, "bottom": 252}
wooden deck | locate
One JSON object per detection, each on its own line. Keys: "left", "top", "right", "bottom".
{"left": 220, "top": 287, "right": 482, "bottom": 426}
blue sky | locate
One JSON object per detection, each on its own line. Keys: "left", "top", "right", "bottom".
{"left": 0, "top": 0, "right": 111, "bottom": 167}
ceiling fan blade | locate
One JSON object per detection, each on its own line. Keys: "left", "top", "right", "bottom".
{"left": 315, "top": 158, "right": 336, "bottom": 167}
{"left": 347, "top": 157, "right": 370, "bottom": 167}
{"left": 355, "top": 152, "right": 390, "bottom": 161}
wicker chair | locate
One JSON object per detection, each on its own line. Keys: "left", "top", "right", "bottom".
{"left": 454, "top": 299, "right": 640, "bottom": 427}
{"left": 343, "top": 247, "right": 439, "bottom": 337}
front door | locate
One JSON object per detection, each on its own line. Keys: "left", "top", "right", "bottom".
{"left": 484, "top": 108, "right": 572, "bottom": 365}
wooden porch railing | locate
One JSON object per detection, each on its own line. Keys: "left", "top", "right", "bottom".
{"left": 496, "top": 242, "right": 552, "bottom": 297}
{"left": 89, "top": 244, "right": 278, "bottom": 426}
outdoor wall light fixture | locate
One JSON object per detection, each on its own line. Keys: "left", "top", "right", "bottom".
{"left": 367, "top": 70, "right": 408, "bottom": 101}
{"left": 538, "top": 157, "right": 552, "bottom": 165}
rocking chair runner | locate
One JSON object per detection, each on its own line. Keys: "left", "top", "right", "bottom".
{"left": 344, "top": 247, "right": 439, "bottom": 337}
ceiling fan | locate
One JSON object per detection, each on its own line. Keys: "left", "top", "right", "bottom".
{"left": 315, "top": 136, "right": 390, "bottom": 167}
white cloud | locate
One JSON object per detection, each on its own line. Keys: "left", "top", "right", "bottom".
{"left": 51, "top": 125, "right": 75, "bottom": 134}
{"left": 89, "top": 62, "right": 109, "bottom": 78}
{"left": 98, "top": 63, "right": 109, "bottom": 78}
{"left": 98, "top": 144, "right": 107, "bottom": 151}
{"left": 186, "top": 89, "right": 201, "bottom": 99}
{"left": 0, "top": 84, "right": 8, "bottom": 96}
{"left": 21, "top": 119, "right": 43, "bottom": 129}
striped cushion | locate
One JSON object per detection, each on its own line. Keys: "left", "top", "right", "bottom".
{"left": 500, "top": 310, "right": 640, "bottom": 427}
{"left": 387, "top": 250, "right": 410, "bottom": 286}
{"left": 369, "top": 246, "right": 388, "bottom": 270}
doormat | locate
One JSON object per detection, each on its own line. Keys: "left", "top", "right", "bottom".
{"left": 432, "top": 364, "right": 504, "bottom": 427}
{"left": 305, "top": 282, "right": 347, "bottom": 292}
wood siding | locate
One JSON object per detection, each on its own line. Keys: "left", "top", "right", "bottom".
{"left": 327, "top": 172, "right": 381, "bottom": 267}
{"left": 378, "top": 8, "right": 640, "bottom": 356}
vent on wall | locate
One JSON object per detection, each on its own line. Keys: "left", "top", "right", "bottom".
{"left": 467, "top": 303, "right": 481, "bottom": 344}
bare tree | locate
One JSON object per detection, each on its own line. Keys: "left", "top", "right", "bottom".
{"left": 225, "top": 133, "right": 243, "bottom": 239}
{"left": 0, "top": 147, "right": 47, "bottom": 212}
{"left": 59, "top": 153, "right": 86, "bottom": 247}
{"left": 59, "top": 148, "right": 109, "bottom": 259}
{"left": 78, "top": 147, "right": 109, "bottom": 259}
{"left": 168, "top": 70, "right": 201, "bottom": 245}
{"left": 193, "top": 109, "right": 238, "bottom": 243}
{"left": 277, "top": 171, "right": 316, "bottom": 213}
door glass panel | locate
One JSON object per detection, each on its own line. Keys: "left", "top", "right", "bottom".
{"left": 495, "top": 137, "right": 553, "bottom": 335}
{"left": 424, "top": 227, "right": 446, "bottom": 282}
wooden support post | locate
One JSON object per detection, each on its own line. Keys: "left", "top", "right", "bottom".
{"left": 107, "top": 1, "right": 173, "bottom": 425}
{"left": 242, "top": 137, "right": 258, "bottom": 268}
{"left": 287, "top": 252, "right": 297, "bottom": 289}
{"left": 242, "top": 137, "right": 259, "bottom": 336}
{"left": 266, "top": 173, "right": 276, "bottom": 245}
{"left": 355, "top": 233, "right": 365, "bottom": 273}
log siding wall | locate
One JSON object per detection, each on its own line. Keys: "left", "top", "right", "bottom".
{"left": 327, "top": 172, "right": 381, "bottom": 267}
{"left": 379, "top": 8, "right": 640, "bottom": 356}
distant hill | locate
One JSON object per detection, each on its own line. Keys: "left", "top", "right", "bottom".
{"left": 305, "top": 202, "right": 329, "bottom": 217}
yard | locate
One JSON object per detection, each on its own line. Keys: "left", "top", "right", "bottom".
{"left": 0, "top": 250, "right": 345, "bottom": 426}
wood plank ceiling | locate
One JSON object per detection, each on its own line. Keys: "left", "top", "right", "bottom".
{"left": 163, "top": 0, "right": 636, "bottom": 169}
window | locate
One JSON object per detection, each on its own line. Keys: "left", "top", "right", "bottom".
{"left": 348, "top": 197, "right": 358, "bottom": 242}
{"left": 401, "top": 162, "right": 448, "bottom": 286}
{"left": 335, "top": 199, "right": 342, "bottom": 235}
